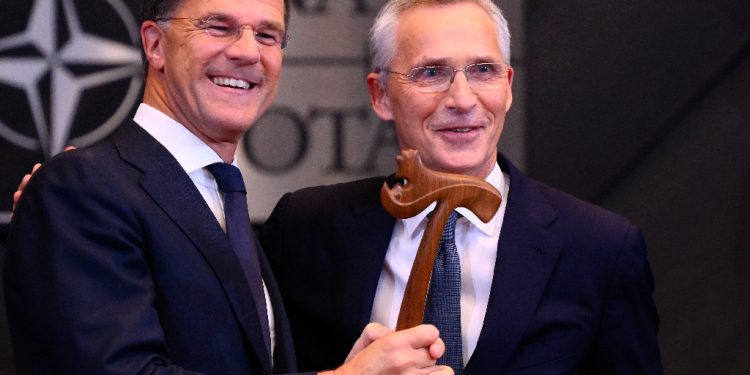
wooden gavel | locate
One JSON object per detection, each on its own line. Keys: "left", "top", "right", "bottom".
{"left": 381, "top": 149, "right": 502, "bottom": 331}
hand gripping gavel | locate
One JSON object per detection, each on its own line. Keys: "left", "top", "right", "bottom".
{"left": 381, "top": 149, "right": 502, "bottom": 331}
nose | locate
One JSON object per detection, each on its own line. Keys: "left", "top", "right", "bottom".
{"left": 224, "top": 26, "right": 261, "bottom": 63}
{"left": 444, "top": 70, "right": 478, "bottom": 113}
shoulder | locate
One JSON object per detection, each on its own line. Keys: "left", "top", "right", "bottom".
{"left": 13, "top": 137, "right": 150, "bottom": 229}
{"left": 542, "top": 179, "right": 640, "bottom": 252}
{"left": 28, "top": 141, "right": 128, "bottom": 192}
{"left": 289, "top": 176, "right": 389, "bottom": 200}
{"left": 276, "top": 176, "right": 390, "bottom": 217}
{"left": 501, "top": 155, "right": 640, "bottom": 254}
{"left": 29, "top": 120, "right": 168, "bottom": 192}
{"left": 537, "top": 180, "right": 635, "bottom": 235}
{"left": 261, "top": 176, "right": 391, "bottom": 243}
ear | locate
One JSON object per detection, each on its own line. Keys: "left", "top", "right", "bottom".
{"left": 504, "top": 67, "right": 514, "bottom": 113}
{"left": 141, "top": 21, "right": 166, "bottom": 72}
{"left": 367, "top": 72, "right": 394, "bottom": 121}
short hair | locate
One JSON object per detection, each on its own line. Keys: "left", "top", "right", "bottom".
{"left": 139, "top": 0, "right": 291, "bottom": 76}
{"left": 369, "top": 0, "right": 510, "bottom": 75}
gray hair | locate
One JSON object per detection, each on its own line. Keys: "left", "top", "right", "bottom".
{"left": 369, "top": 0, "right": 511, "bottom": 75}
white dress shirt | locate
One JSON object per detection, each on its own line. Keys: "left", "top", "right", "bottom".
{"left": 133, "top": 103, "right": 276, "bottom": 355}
{"left": 371, "top": 163, "right": 510, "bottom": 366}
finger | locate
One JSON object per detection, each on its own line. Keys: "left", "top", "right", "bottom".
{"left": 15, "top": 174, "right": 31, "bottom": 203}
{"left": 428, "top": 337, "right": 445, "bottom": 359}
{"left": 63, "top": 145, "right": 77, "bottom": 151}
{"left": 427, "top": 365, "right": 454, "bottom": 375}
{"left": 31, "top": 163, "right": 42, "bottom": 173}
{"left": 412, "top": 346, "right": 438, "bottom": 368}
{"left": 345, "top": 323, "right": 394, "bottom": 364}
{"left": 18, "top": 173, "right": 32, "bottom": 192}
{"left": 361, "top": 322, "right": 393, "bottom": 344}
{"left": 402, "top": 324, "right": 441, "bottom": 350}
{"left": 11, "top": 191, "right": 21, "bottom": 219}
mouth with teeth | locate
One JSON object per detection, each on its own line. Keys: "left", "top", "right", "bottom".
{"left": 211, "top": 77, "right": 256, "bottom": 90}
{"left": 439, "top": 126, "right": 478, "bottom": 134}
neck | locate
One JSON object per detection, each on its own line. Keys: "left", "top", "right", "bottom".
{"left": 142, "top": 78, "right": 238, "bottom": 164}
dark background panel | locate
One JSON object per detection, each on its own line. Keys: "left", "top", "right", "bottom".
{"left": 0, "top": 1, "right": 143, "bottom": 374}
{"left": 526, "top": 0, "right": 750, "bottom": 373}
{"left": 526, "top": 0, "right": 750, "bottom": 202}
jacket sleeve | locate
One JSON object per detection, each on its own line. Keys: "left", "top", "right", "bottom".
{"left": 584, "top": 226, "right": 664, "bottom": 374}
{"left": 3, "top": 155, "right": 202, "bottom": 375}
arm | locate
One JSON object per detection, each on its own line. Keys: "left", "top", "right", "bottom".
{"left": 4, "top": 153, "right": 200, "bottom": 374}
{"left": 585, "top": 226, "right": 663, "bottom": 374}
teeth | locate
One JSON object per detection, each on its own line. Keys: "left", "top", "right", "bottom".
{"left": 452, "top": 128, "right": 471, "bottom": 133}
{"left": 212, "top": 77, "right": 252, "bottom": 90}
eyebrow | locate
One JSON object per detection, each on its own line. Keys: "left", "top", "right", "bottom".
{"left": 257, "top": 20, "right": 285, "bottom": 33}
{"left": 415, "top": 58, "right": 451, "bottom": 67}
{"left": 413, "top": 56, "right": 500, "bottom": 67}
{"left": 201, "top": 12, "right": 285, "bottom": 33}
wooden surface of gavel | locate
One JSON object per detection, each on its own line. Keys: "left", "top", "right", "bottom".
{"left": 380, "top": 149, "right": 502, "bottom": 331}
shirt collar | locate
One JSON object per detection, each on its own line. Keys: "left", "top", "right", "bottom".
{"left": 133, "top": 103, "right": 233, "bottom": 175}
{"left": 401, "top": 163, "right": 505, "bottom": 239}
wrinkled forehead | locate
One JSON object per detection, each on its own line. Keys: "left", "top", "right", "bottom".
{"left": 167, "top": 0, "right": 286, "bottom": 27}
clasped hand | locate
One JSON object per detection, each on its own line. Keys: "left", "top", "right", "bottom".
{"left": 325, "top": 323, "right": 452, "bottom": 375}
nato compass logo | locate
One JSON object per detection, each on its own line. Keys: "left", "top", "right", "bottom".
{"left": 0, "top": 0, "right": 142, "bottom": 158}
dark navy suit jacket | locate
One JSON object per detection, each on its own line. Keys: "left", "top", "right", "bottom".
{"left": 261, "top": 154, "right": 663, "bottom": 374}
{"left": 4, "top": 121, "right": 313, "bottom": 375}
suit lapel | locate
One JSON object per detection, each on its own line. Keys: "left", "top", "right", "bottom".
{"left": 464, "top": 156, "right": 564, "bottom": 374}
{"left": 112, "top": 122, "right": 273, "bottom": 373}
{"left": 335, "top": 177, "right": 397, "bottom": 344}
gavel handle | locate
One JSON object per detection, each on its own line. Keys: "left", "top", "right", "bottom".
{"left": 395, "top": 202, "right": 454, "bottom": 331}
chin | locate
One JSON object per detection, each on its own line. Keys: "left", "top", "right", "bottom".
{"left": 439, "top": 154, "right": 490, "bottom": 177}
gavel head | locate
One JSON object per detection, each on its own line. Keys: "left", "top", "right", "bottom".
{"left": 381, "top": 149, "right": 502, "bottom": 223}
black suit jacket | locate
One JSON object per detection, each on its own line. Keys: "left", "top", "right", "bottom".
{"left": 0, "top": 225, "right": 7, "bottom": 247}
{"left": 261, "top": 155, "right": 663, "bottom": 374}
{"left": 4, "top": 121, "right": 312, "bottom": 375}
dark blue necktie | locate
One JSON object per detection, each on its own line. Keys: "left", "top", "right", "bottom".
{"left": 207, "top": 163, "right": 271, "bottom": 357}
{"left": 423, "top": 211, "right": 463, "bottom": 374}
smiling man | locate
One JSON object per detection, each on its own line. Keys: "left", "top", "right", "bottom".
{"left": 261, "top": 0, "right": 664, "bottom": 374}
{"left": 3, "top": 0, "right": 452, "bottom": 374}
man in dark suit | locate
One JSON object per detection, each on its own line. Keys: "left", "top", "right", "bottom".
{"left": 260, "top": 0, "right": 663, "bottom": 374}
{"left": 3, "top": 0, "right": 450, "bottom": 373}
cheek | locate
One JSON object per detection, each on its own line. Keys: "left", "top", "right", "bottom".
{"left": 399, "top": 94, "right": 437, "bottom": 125}
{"left": 264, "top": 54, "right": 282, "bottom": 74}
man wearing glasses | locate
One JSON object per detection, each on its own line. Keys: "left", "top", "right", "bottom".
{"left": 261, "top": 0, "right": 664, "bottom": 374}
{"left": 3, "top": 0, "right": 452, "bottom": 374}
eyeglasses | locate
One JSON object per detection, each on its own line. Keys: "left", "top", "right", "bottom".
{"left": 384, "top": 62, "right": 511, "bottom": 93}
{"left": 155, "top": 16, "right": 289, "bottom": 50}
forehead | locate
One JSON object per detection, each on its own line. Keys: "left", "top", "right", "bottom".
{"left": 393, "top": 2, "right": 502, "bottom": 66}
{"left": 174, "top": 0, "right": 285, "bottom": 25}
